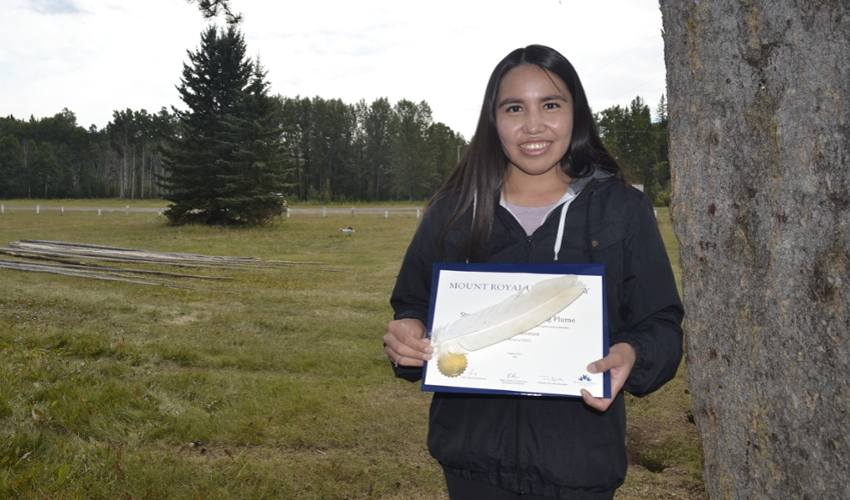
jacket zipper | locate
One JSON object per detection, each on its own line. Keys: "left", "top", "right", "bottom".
{"left": 515, "top": 400, "right": 524, "bottom": 493}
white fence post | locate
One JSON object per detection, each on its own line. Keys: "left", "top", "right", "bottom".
{"left": 98, "top": 209, "right": 102, "bottom": 216}
{"left": 351, "top": 207, "right": 356, "bottom": 218}
{"left": 384, "top": 210, "right": 389, "bottom": 219}
{"left": 125, "top": 206, "right": 130, "bottom": 216}
{"left": 36, "top": 205, "right": 40, "bottom": 214}
{"left": 322, "top": 207, "right": 327, "bottom": 218}
{"left": 1, "top": 204, "right": 4, "bottom": 214}
{"left": 416, "top": 209, "right": 421, "bottom": 219}
{"left": 61, "top": 206, "right": 65, "bottom": 215}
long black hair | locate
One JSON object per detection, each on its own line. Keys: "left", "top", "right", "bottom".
{"left": 429, "top": 44, "right": 623, "bottom": 262}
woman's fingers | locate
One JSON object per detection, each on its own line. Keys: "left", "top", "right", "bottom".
{"left": 384, "top": 319, "right": 432, "bottom": 366}
{"left": 582, "top": 343, "right": 637, "bottom": 411}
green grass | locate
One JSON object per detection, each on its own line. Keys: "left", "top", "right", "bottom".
{"left": 0, "top": 204, "right": 703, "bottom": 499}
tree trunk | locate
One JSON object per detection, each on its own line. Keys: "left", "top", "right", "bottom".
{"left": 21, "top": 139, "right": 30, "bottom": 198}
{"left": 141, "top": 142, "right": 147, "bottom": 199}
{"left": 120, "top": 130, "right": 128, "bottom": 199}
{"left": 131, "top": 145, "right": 136, "bottom": 200}
{"left": 661, "top": 1, "right": 849, "bottom": 498}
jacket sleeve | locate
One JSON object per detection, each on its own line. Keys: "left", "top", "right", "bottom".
{"left": 609, "top": 194, "right": 684, "bottom": 397}
{"left": 388, "top": 204, "right": 447, "bottom": 382}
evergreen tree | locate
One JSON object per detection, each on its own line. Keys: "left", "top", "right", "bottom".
{"left": 217, "top": 60, "right": 293, "bottom": 224}
{"left": 190, "top": 0, "right": 242, "bottom": 25}
{"left": 29, "top": 141, "right": 59, "bottom": 198}
{"left": 279, "top": 95, "right": 313, "bottom": 201}
{"left": 160, "top": 25, "right": 287, "bottom": 225}
{"left": 310, "top": 97, "right": 356, "bottom": 201}
{"left": 595, "top": 96, "right": 671, "bottom": 205}
{"left": 362, "top": 97, "right": 393, "bottom": 201}
{"left": 390, "top": 99, "right": 433, "bottom": 201}
{"left": 427, "top": 122, "right": 465, "bottom": 194}
{"left": 0, "top": 135, "right": 25, "bottom": 198}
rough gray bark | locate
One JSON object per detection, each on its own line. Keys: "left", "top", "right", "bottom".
{"left": 660, "top": 1, "right": 850, "bottom": 498}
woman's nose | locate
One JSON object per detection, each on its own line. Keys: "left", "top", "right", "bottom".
{"left": 523, "top": 110, "right": 545, "bottom": 134}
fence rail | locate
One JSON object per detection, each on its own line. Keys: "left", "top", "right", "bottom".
{"left": 0, "top": 204, "right": 424, "bottom": 218}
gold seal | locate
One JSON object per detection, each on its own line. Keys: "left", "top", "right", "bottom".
{"left": 437, "top": 352, "right": 468, "bottom": 377}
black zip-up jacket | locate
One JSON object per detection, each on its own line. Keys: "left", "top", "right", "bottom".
{"left": 390, "top": 177, "right": 684, "bottom": 499}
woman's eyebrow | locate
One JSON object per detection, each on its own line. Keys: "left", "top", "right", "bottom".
{"left": 496, "top": 94, "right": 568, "bottom": 108}
{"left": 496, "top": 97, "right": 524, "bottom": 108}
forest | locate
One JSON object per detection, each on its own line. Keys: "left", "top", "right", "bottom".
{"left": 0, "top": 96, "right": 669, "bottom": 206}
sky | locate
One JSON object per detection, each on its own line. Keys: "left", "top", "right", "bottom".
{"left": 1, "top": 0, "right": 667, "bottom": 140}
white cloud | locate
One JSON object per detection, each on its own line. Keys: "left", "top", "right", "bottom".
{"left": 26, "top": 0, "right": 85, "bottom": 15}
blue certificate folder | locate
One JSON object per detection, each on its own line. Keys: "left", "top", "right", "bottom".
{"left": 422, "top": 262, "right": 610, "bottom": 398}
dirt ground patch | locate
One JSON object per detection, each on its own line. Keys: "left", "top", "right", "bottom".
{"left": 620, "top": 389, "right": 707, "bottom": 499}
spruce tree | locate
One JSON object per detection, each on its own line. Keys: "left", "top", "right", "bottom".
{"left": 160, "top": 25, "right": 288, "bottom": 225}
{"left": 218, "top": 60, "right": 293, "bottom": 224}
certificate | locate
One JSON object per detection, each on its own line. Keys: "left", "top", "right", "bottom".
{"left": 422, "top": 263, "right": 609, "bottom": 398}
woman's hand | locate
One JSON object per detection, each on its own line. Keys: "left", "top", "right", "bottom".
{"left": 383, "top": 318, "right": 433, "bottom": 367}
{"left": 581, "top": 342, "right": 637, "bottom": 412}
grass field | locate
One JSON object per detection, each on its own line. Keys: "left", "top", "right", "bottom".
{"left": 0, "top": 201, "right": 704, "bottom": 499}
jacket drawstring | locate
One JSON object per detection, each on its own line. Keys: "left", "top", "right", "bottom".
{"left": 498, "top": 174, "right": 604, "bottom": 261}
{"left": 552, "top": 194, "right": 576, "bottom": 261}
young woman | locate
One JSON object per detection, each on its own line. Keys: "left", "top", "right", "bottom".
{"left": 383, "top": 45, "right": 683, "bottom": 500}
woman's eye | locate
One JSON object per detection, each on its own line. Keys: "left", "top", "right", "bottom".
{"left": 506, "top": 105, "right": 522, "bottom": 113}
{"left": 544, "top": 102, "right": 560, "bottom": 109}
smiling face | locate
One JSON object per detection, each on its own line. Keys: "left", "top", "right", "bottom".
{"left": 495, "top": 64, "right": 574, "bottom": 183}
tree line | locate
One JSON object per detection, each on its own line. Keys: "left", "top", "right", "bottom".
{"left": 0, "top": 104, "right": 469, "bottom": 204}
{"left": 0, "top": 101, "right": 465, "bottom": 205}
{"left": 0, "top": 108, "right": 175, "bottom": 200}
{"left": 0, "top": 96, "right": 669, "bottom": 204}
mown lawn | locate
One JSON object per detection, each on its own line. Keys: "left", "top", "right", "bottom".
{"left": 0, "top": 202, "right": 703, "bottom": 499}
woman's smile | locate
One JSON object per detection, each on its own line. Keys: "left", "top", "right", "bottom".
{"left": 520, "top": 140, "right": 552, "bottom": 153}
